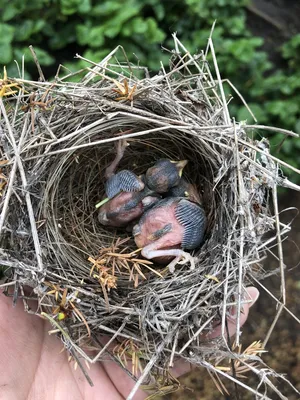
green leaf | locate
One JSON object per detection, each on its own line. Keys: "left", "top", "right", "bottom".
{"left": 76, "top": 23, "right": 105, "bottom": 47}
{"left": 0, "top": 42, "right": 13, "bottom": 64}
{"left": 152, "top": 3, "right": 165, "bottom": 20}
{"left": 2, "top": 3, "right": 22, "bottom": 21}
{"left": 144, "top": 18, "right": 166, "bottom": 43}
{"left": 282, "top": 34, "right": 300, "bottom": 59}
{"left": 92, "top": 1, "right": 122, "bottom": 16}
{"left": 224, "top": 14, "right": 246, "bottom": 35}
{"left": 14, "top": 20, "right": 46, "bottom": 41}
{"left": 48, "top": 24, "right": 77, "bottom": 49}
{"left": 236, "top": 103, "right": 267, "bottom": 124}
{"left": 104, "top": 6, "right": 142, "bottom": 38}
{"left": 78, "top": 0, "right": 91, "bottom": 13}
{"left": 14, "top": 20, "right": 34, "bottom": 41}
{"left": 60, "top": 0, "right": 91, "bottom": 15}
{"left": 295, "top": 119, "right": 300, "bottom": 135}
{"left": 124, "top": 17, "right": 148, "bottom": 36}
{"left": 14, "top": 46, "right": 55, "bottom": 66}
{"left": 0, "top": 23, "right": 15, "bottom": 44}
{"left": 225, "top": 37, "right": 264, "bottom": 63}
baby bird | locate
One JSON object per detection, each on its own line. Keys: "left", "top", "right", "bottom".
{"left": 104, "top": 139, "right": 144, "bottom": 198}
{"left": 166, "top": 177, "right": 202, "bottom": 205}
{"left": 133, "top": 197, "right": 206, "bottom": 273}
{"left": 98, "top": 189, "right": 160, "bottom": 227}
{"left": 145, "top": 159, "right": 188, "bottom": 194}
{"left": 105, "top": 169, "right": 145, "bottom": 199}
{"left": 98, "top": 154, "right": 188, "bottom": 228}
{"left": 98, "top": 139, "right": 153, "bottom": 227}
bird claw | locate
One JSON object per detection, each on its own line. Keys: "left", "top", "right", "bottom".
{"left": 177, "top": 252, "right": 195, "bottom": 269}
{"left": 167, "top": 251, "right": 195, "bottom": 273}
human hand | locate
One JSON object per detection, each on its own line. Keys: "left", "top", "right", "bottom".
{"left": 0, "top": 287, "right": 259, "bottom": 400}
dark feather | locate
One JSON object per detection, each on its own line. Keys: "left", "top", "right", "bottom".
{"left": 105, "top": 170, "right": 144, "bottom": 198}
{"left": 175, "top": 199, "right": 206, "bottom": 249}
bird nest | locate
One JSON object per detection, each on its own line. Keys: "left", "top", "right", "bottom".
{"left": 0, "top": 35, "right": 299, "bottom": 399}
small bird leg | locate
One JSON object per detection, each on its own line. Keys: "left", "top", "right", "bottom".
{"left": 105, "top": 139, "right": 128, "bottom": 179}
{"left": 141, "top": 245, "right": 195, "bottom": 273}
{"left": 177, "top": 251, "right": 195, "bottom": 269}
{"left": 167, "top": 250, "right": 195, "bottom": 273}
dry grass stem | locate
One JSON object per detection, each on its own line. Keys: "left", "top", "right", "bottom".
{"left": 0, "top": 35, "right": 299, "bottom": 399}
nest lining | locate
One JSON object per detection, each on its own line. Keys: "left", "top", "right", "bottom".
{"left": 0, "top": 36, "right": 299, "bottom": 399}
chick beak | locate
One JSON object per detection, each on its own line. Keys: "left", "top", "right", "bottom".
{"left": 175, "top": 159, "right": 188, "bottom": 176}
{"left": 95, "top": 197, "right": 109, "bottom": 209}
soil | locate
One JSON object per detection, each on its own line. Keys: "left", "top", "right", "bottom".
{"left": 165, "top": 190, "right": 300, "bottom": 399}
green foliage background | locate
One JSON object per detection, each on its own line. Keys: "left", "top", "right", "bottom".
{"left": 1, "top": 0, "right": 299, "bottom": 180}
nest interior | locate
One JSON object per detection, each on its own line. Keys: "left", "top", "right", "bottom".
{"left": 1, "top": 36, "right": 299, "bottom": 398}
{"left": 45, "top": 133, "right": 216, "bottom": 267}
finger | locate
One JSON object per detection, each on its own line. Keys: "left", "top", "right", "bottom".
{"left": 208, "top": 286, "right": 260, "bottom": 339}
{"left": 171, "top": 287, "right": 259, "bottom": 377}
{"left": 0, "top": 291, "right": 44, "bottom": 399}
{"left": 207, "top": 287, "right": 260, "bottom": 339}
{"left": 0, "top": 291, "right": 120, "bottom": 400}
{"left": 228, "top": 286, "right": 259, "bottom": 336}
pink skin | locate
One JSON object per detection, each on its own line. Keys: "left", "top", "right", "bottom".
{"left": 141, "top": 242, "right": 193, "bottom": 273}
{"left": 99, "top": 192, "right": 144, "bottom": 227}
{"left": 0, "top": 287, "right": 259, "bottom": 399}
{"left": 105, "top": 140, "right": 128, "bottom": 180}
{"left": 134, "top": 202, "right": 184, "bottom": 254}
{"left": 134, "top": 201, "right": 193, "bottom": 271}
{"left": 99, "top": 193, "right": 160, "bottom": 228}
{"left": 100, "top": 140, "right": 159, "bottom": 228}
{"left": 100, "top": 139, "right": 140, "bottom": 228}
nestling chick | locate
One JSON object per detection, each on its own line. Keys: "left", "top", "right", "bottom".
{"left": 166, "top": 177, "right": 202, "bottom": 205}
{"left": 98, "top": 139, "right": 152, "bottom": 226}
{"left": 98, "top": 189, "right": 160, "bottom": 227}
{"left": 105, "top": 170, "right": 145, "bottom": 198}
{"left": 104, "top": 139, "right": 144, "bottom": 198}
{"left": 145, "top": 159, "right": 188, "bottom": 193}
{"left": 133, "top": 197, "right": 206, "bottom": 272}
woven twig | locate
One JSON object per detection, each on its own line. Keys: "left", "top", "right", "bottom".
{"left": 0, "top": 33, "right": 299, "bottom": 399}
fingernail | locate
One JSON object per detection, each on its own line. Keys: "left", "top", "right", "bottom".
{"left": 248, "top": 287, "right": 260, "bottom": 307}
